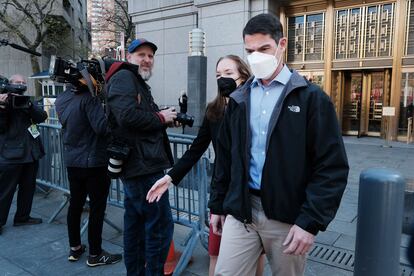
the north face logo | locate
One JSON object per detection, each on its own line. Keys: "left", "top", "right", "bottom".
{"left": 288, "top": 105, "right": 300, "bottom": 112}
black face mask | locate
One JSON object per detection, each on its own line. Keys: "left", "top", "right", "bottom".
{"left": 6, "top": 83, "right": 27, "bottom": 95}
{"left": 217, "top": 77, "right": 238, "bottom": 97}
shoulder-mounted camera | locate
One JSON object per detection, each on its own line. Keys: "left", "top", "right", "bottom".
{"left": 49, "top": 55, "right": 121, "bottom": 97}
{"left": 0, "top": 75, "right": 31, "bottom": 109}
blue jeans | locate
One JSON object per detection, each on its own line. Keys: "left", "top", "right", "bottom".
{"left": 122, "top": 172, "right": 174, "bottom": 276}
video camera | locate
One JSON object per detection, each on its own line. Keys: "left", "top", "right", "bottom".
{"left": 175, "top": 92, "right": 194, "bottom": 127}
{"left": 49, "top": 55, "right": 119, "bottom": 97}
{"left": 0, "top": 75, "right": 31, "bottom": 109}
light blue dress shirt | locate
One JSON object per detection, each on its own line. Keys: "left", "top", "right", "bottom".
{"left": 248, "top": 65, "right": 292, "bottom": 190}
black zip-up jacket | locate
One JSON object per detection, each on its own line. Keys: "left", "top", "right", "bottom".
{"left": 209, "top": 70, "right": 349, "bottom": 235}
{"left": 55, "top": 87, "right": 108, "bottom": 167}
{"left": 0, "top": 100, "right": 47, "bottom": 164}
{"left": 106, "top": 64, "right": 174, "bottom": 179}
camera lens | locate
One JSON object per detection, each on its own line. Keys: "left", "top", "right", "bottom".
{"left": 175, "top": 113, "right": 194, "bottom": 127}
{"left": 107, "top": 158, "right": 123, "bottom": 178}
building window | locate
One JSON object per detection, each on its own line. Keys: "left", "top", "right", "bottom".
{"left": 335, "top": 3, "right": 395, "bottom": 59}
{"left": 399, "top": 72, "right": 414, "bottom": 136}
{"left": 336, "top": 8, "right": 362, "bottom": 59}
{"left": 365, "top": 4, "right": 394, "bottom": 58}
{"left": 55, "top": 85, "right": 64, "bottom": 95}
{"left": 405, "top": 0, "right": 414, "bottom": 55}
{"left": 287, "top": 13, "right": 325, "bottom": 62}
{"left": 42, "top": 81, "right": 65, "bottom": 97}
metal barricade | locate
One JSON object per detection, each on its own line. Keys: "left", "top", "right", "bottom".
{"left": 36, "top": 124, "right": 211, "bottom": 275}
{"left": 37, "top": 123, "right": 68, "bottom": 193}
{"left": 37, "top": 124, "right": 71, "bottom": 223}
{"left": 36, "top": 124, "right": 121, "bottom": 233}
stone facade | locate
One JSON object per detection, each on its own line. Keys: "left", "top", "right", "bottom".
{"left": 128, "top": 0, "right": 274, "bottom": 106}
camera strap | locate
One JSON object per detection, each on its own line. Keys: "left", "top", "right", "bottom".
{"left": 97, "top": 58, "right": 106, "bottom": 78}
{"left": 78, "top": 66, "right": 96, "bottom": 97}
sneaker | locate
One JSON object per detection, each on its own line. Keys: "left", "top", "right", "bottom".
{"left": 87, "top": 250, "right": 122, "bottom": 267}
{"left": 68, "top": 244, "right": 86, "bottom": 262}
{"left": 13, "top": 216, "right": 43, "bottom": 226}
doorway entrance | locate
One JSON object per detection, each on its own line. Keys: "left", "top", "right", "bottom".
{"left": 340, "top": 70, "right": 391, "bottom": 137}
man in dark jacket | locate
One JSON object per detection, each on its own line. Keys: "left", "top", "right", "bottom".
{"left": 55, "top": 84, "right": 122, "bottom": 266}
{"left": 106, "top": 38, "right": 177, "bottom": 275}
{"left": 209, "top": 14, "right": 349, "bottom": 275}
{"left": 0, "top": 74, "right": 47, "bottom": 235}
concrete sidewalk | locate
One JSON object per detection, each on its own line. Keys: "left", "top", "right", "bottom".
{"left": 1, "top": 138, "right": 413, "bottom": 276}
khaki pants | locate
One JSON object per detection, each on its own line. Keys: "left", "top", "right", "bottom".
{"left": 215, "top": 195, "right": 306, "bottom": 276}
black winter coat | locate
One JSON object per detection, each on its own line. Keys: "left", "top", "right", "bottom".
{"left": 209, "top": 70, "right": 349, "bottom": 235}
{"left": 55, "top": 87, "right": 108, "bottom": 168}
{"left": 106, "top": 67, "right": 173, "bottom": 179}
{"left": 0, "top": 100, "right": 47, "bottom": 164}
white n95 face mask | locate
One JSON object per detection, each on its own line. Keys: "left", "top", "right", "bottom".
{"left": 247, "top": 51, "right": 279, "bottom": 80}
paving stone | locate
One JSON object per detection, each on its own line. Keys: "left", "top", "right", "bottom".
{"left": 335, "top": 203, "right": 358, "bottom": 223}
{"left": 327, "top": 219, "right": 357, "bottom": 237}
{"left": 315, "top": 231, "right": 341, "bottom": 246}
{"left": 6, "top": 237, "right": 68, "bottom": 274}
{"left": 400, "top": 246, "right": 411, "bottom": 266}
{"left": 0, "top": 256, "right": 31, "bottom": 275}
{"left": 401, "top": 234, "right": 411, "bottom": 248}
{"left": 305, "top": 260, "right": 353, "bottom": 276}
{"left": 333, "top": 234, "right": 356, "bottom": 251}
{"left": 0, "top": 222, "right": 67, "bottom": 257}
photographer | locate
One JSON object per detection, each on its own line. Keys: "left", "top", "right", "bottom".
{"left": 106, "top": 38, "right": 177, "bottom": 275}
{"left": 0, "top": 74, "right": 47, "bottom": 235}
{"left": 55, "top": 84, "right": 122, "bottom": 266}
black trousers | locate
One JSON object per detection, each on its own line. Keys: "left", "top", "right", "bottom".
{"left": 0, "top": 161, "right": 39, "bottom": 226}
{"left": 67, "top": 166, "right": 110, "bottom": 255}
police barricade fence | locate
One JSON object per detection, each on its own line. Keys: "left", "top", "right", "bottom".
{"left": 36, "top": 124, "right": 211, "bottom": 275}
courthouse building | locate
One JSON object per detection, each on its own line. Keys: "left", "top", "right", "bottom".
{"left": 129, "top": 0, "right": 414, "bottom": 142}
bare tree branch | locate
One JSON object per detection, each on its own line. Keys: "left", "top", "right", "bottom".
{"left": 9, "top": 0, "right": 41, "bottom": 35}
{"left": 114, "top": 0, "right": 129, "bottom": 19}
{"left": 0, "top": 0, "right": 65, "bottom": 97}
{"left": 39, "top": 0, "right": 57, "bottom": 25}
{"left": 92, "top": 0, "right": 134, "bottom": 54}
{"left": 0, "top": 12, "right": 32, "bottom": 47}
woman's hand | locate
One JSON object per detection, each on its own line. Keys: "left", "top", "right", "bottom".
{"left": 210, "top": 214, "right": 226, "bottom": 235}
{"left": 146, "top": 175, "right": 173, "bottom": 203}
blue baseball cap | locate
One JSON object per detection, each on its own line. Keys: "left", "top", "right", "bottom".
{"left": 128, "top": 38, "right": 158, "bottom": 54}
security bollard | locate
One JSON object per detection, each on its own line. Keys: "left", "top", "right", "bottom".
{"left": 354, "top": 168, "right": 405, "bottom": 276}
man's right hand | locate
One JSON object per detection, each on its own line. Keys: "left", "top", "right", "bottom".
{"left": 159, "top": 107, "right": 177, "bottom": 124}
{"left": 0, "top": 94, "right": 8, "bottom": 109}
{"left": 210, "top": 214, "right": 226, "bottom": 235}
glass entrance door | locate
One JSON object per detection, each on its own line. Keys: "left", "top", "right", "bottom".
{"left": 342, "top": 72, "right": 363, "bottom": 135}
{"left": 367, "top": 72, "right": 385, "bottom": 135}
{"left": 341, "top": 71, "right": 387, "bottom": 136}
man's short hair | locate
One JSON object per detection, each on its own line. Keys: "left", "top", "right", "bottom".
{"left": 243, "top": 13, "right": 284, "bottom": 43}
